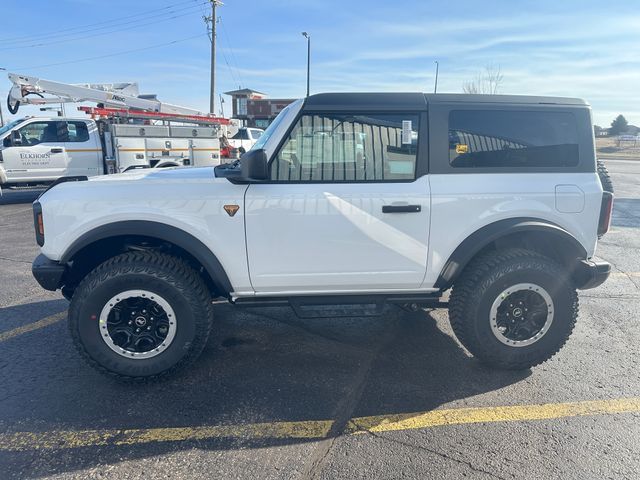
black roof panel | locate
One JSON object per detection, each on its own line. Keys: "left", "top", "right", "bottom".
{"left": 303, "top": 92, "right": 427, "bottom": 111}
{"left": 302, "top": 92, "right": 588, "bottom": 111}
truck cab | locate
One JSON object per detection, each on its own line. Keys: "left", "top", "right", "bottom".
{"left": 0, "top": 117, "right": 102, "bottom": 186}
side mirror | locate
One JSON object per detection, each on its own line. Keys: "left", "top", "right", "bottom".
{"left": 10, "top": 130, "right": 22, "bottom": 146}
{"left": 240, "top": 148, "right": 268, "bottom": 181}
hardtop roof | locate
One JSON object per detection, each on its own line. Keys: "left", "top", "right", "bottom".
{"left": 303, "top": 92, "right": 588, "bottom": 111}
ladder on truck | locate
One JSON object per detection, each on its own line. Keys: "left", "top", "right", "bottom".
{"left": 6, "top": 72, "right": 228, "bottom": 126}
{"left": 6, "top": 72, "right": 236, "bottom": 171}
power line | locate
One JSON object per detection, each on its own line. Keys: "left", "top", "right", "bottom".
{"left": 0, "top": 1, "right": 207, "bottom": 46}
{"left": 6, "top": 33, "right": 208, "bottom": 71}
{"left": 0, "top": 7, "right": 207, "bottom": 51}
{"left": 219, "top": 20, "right": 244, "bottom": 88}
{"left": 220, "top": 46, "right": 240, "bottom": 87}
{"left": 216, "top": 20, "right": 240, "bottom": 87}
{"left": 0, "top": 0, "right": 199, "bottom": 43}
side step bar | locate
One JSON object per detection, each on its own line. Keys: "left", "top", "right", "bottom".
{"left": 231, "top": 294, "right": 447, "bottom": 319}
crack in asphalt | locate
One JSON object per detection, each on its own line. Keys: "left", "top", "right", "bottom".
{"left": 300, "top": 318, "right": 400, "bottom": 480}
{"left": 599, "top": 241, "right": 640, "bottom": 250}
{"left": 580, "top": 294, "right": 640, "bottom": 299}
{"left": 0, "top": 256, "right": 32, "bottom": 265}
{"left": 360, "top": 429, "right": 510, "bottom": 480}
{"left": 605, "top": 258, "right": 640, "bottom": 290}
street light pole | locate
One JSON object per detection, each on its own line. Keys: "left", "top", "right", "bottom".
{"left": 434, "top": 61, "right": 439, "bottom": 94}
{"left": 302, "top": 32, "right": 310, "bottom": 97}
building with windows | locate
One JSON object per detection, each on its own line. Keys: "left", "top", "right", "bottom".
{"left": 224, "top": 88, "right": 296, "bottom": 129}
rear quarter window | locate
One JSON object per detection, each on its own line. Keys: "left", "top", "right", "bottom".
{"left": 448, "top": 110, "right": 579, "bottom": 168}
{"left": 66, "top": 122, "right": 90, "bottom": 143}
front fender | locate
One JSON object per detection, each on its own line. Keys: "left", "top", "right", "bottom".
{"left": 61, "top": 220, "right": 233, "bottom": 295}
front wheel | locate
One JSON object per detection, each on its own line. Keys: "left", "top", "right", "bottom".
{"left": 69, "top": 252, "right": 213, "bottom": 380}
{"left": 449, "top": 248, "right": 578, "bottom": 370}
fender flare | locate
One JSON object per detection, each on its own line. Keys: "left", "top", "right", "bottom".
{"left": 61, "top": 220, "right": 233, "bottom": 295}
{"left": 154, "top": 162, "right": 180, "bottom": 168}
{"left": 434, "top": 218, "right": 588, "bottom": 289}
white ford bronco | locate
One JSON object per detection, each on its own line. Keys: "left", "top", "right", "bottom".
{"left": 31, "top": 93, "right": 613, "bottom": 379}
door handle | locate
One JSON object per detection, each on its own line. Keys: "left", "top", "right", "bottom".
{"left": 50, "top": 148, "right": 63, "bottom": 153}
{"left": 382, "top": 205, "right": 421, "bottom": 213}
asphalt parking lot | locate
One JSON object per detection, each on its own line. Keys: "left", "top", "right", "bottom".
{"left": 0, "top": 161, "right": 639, "bottom": 479}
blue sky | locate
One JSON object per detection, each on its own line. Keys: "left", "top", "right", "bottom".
{"left": 1, "top": 0, "right": 638, "bottom": 126}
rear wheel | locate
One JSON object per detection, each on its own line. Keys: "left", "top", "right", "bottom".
{"left": 69, "top": 251, "right": 213, "bottom": 380}
{"left": 449, "top": 248, "right": 578, "bottom": 370}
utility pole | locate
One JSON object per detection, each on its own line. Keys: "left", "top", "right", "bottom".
{"left": 0, "top": 68, "right": 5, "bottom": 126}
{"left": 433, "top": 61, "right": 439, "bottom": 94}
{"left": 206, "top": 1, "right": 222, "bottom": 114}
{"left": 302, "top": 32, "right": 310, "bottom": 97}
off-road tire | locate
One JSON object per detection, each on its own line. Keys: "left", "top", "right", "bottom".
{"left": 449, "top": 248, "right": 578, "bottom": 370}
{"left": 597, "top": 159, "right": 614, "bottom": 194}
{"left": 69, "top": 251, "right": 213, "bottom": 380}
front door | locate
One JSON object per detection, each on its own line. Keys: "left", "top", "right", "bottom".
{"left": 2, "top": 120, "right": 68, "bottom": 183}
{"left": 244, "top": 111, "right": 430, "bottom": 294}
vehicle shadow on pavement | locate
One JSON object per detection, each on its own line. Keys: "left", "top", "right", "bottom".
{"left": 0, "top": 188, "right": 44, "bottom": 206}
{"left": 0, "top": 303, "right": 530, "bottom": 478}
{"left": 0, "top": 298, "right": 68, "bottom": 333}
{"left": 611, "top": 198, "right": 640, "bottom": 228}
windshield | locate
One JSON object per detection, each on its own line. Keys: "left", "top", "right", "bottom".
{"left": 250, "top": 100, "right": 302, "bottom": 152}
{"left": 0, "top": 118, "right": 25, "bottom": 137}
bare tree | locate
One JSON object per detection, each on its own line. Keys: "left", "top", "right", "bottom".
{"left": 462, "top": 65, "right": 504, "bottom": 94}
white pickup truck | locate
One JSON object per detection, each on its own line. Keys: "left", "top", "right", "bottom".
{"left": 31, "top": 93, "right": 613, "bottom": 380}
{"left": 226, "top": 127, "right": 264, "bottom": 154}
{"left": 0, "top": 116, "right": 222, "bottom": 187}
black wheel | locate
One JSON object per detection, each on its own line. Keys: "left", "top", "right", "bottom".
{"left": 449, "top": 248, "right": 578, "bottom": 370}
{"left": 69, "top": 251, "right": 213, "bottom": 380}
{"left": 597, "top": 159, "right": 614, "bottom": 194}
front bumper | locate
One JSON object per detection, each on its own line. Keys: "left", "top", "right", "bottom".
{"left": 32, "top": 254, "right": 65, "bottom": 291}
{"left": 574, "top": 259, "right": 611, "bottom": 290}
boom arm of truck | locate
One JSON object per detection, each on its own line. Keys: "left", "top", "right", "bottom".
{"left": 7, "top": 72, "right": 211, "bottom": 117}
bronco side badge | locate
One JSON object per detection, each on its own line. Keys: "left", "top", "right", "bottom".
{"left": 224, "top": 204, "right": 240, "bottom": 217}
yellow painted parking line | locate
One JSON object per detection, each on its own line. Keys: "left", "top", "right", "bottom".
{"left": 0, "top": 312, "right": 66, "bottom": 343}
{"left": 0, "top": 420, "right": 334, "bottom": 452}
{"left": 0, "top": 398, "right": 638, "bottom": 451}
{"left": 347, "top": 398, "right": 640, "bottom": 434}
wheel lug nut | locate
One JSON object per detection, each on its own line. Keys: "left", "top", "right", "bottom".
{"left": 128, "top": 321, "right": 133, "bottom": 325}
{"left": 136, "top": 328, "right": 140, "bottom": 332}
{"left": 147, "top": 326, "right": 151, "bottom": 330}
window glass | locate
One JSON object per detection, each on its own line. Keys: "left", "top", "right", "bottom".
{"left": 449, "top": 110, "right": 579, "bottom": 168}
{"left": 17, "top": 121, "right": 64, "bottom": 146}
{"left": 237, "top": 98, "right": 247, "bottom": 116}
{"left": 231, "top": 129, "right": 249, "bottom": 140}
{"left": 270, "top": 113, "right": 419, "bottom": 182}
{"left": 250, "top": 129, "right": 263, "bottom": 139}
{"left": 66, "top": 122, "right": 90, "bottom": 142}
{"left": 0, "top": 118, "right": 25, "bottom": 137}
